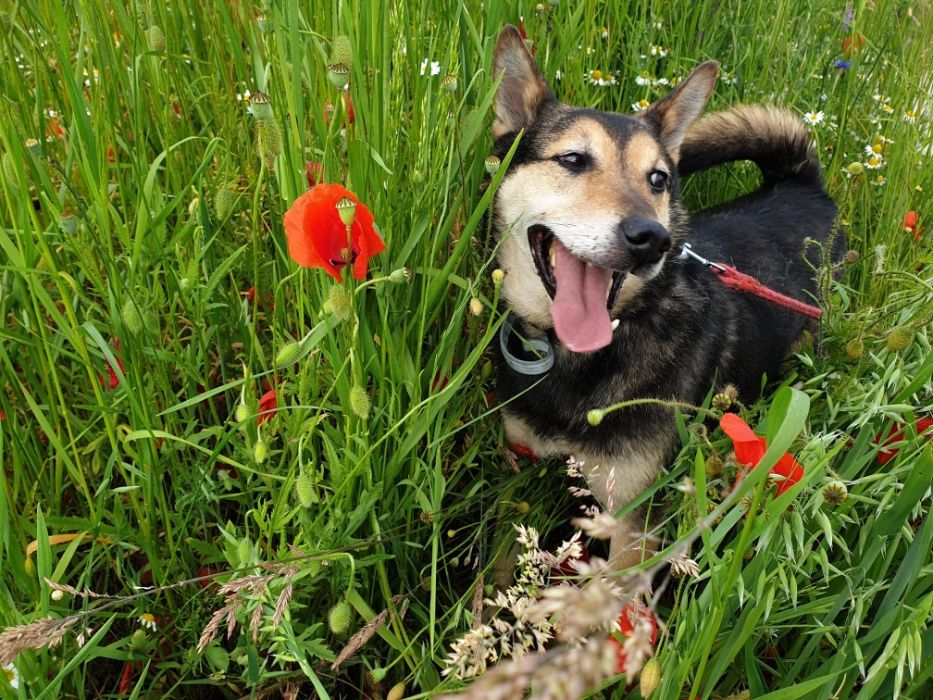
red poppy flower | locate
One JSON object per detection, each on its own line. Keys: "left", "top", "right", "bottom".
{"left": 508, "top": 442, "right": 539, "bottom": 463}
{"left": 841, "top": 32, "right": 865, "bottom": 57}
{"left": 903, "top": 211, "right": 922, "bottom": 241}
{"left": 98, "top": 337, "right": 126, "bottom": 390}
{"left": 257, "top": 388, "right": 277, "bottom": 425}
{"left": 323, "top": 92, "right": 355, "bottom": 124}
{"left": 46, "top": 117, "right": 65, "bottom": 139}
{"left": 875, "top": 418, "right": 933, "bottom": 465}
{"left": 720, "top": 413, "right": 804, "bottom": 497}
{"left": 283, "top": 183, "right": 384, "bottom": 281}
{"left": 306, "top": 160, "right": 323, "bottom": 187}
{"left": 107, "top": 146, "right": 116, "bottom": 163}
{"left": 609, "top": 602, "right": 658, "bottom": 674}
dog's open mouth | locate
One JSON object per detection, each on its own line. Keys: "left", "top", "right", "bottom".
{"left": 528, "top": 225, "right": 625, "bottom": 353}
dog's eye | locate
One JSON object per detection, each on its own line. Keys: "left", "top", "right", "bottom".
{"left": 555, "top": 152, "right": 588, "bottom": 171}
{"left": 648, "top": 170, "right": 669, "bottom": 191}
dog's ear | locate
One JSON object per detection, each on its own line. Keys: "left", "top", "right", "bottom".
{"left": 492, "top": 25, "right": 553, "bottom": 140}
{"left": 642, "top": 61, "right": 719, "bottom": 162}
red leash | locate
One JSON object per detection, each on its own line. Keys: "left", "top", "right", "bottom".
{"left": 679, "top": 244, "right": 823, "bottom": 319}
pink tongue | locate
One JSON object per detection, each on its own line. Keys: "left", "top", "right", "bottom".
{"left": 550, "top": 240, "right": 614, "bottom": 352}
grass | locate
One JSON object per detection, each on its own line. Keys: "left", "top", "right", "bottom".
{"left": 0, "top": 0, "right": 930, "bottom": 698}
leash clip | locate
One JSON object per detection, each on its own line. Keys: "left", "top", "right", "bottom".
{"left": 678, "top": 243, "right": 726, "bottom": 273}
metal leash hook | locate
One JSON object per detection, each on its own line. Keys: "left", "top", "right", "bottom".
{"left": 677, "top": 242, "right": 726, "bottom": 273}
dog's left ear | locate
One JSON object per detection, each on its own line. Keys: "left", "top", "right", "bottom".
{"left": 492, "top": 25, "right": 554, "bottom": 140}
{"left": 643, "top": 61, "right": 719, "bottom": 162}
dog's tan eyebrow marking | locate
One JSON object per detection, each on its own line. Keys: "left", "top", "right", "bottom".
{"left": 624, "top": 131, "right": 665, "bottom": 174}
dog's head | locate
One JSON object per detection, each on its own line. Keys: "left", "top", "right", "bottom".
{"left": 490, "top": 26, "right": 718, "bottom": 353}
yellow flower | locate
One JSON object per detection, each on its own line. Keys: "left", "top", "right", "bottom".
{"left": 138, "top": 612, "right": 158, "bottom": 631}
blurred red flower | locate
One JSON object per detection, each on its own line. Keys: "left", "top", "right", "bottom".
{"left": 903, "top": 210, "right": 921, "bottom": 240}
{"left": 841, "top": 31, "right": 865, "bottom": 57}
{"left": 720, "top": 413, "right": 804, "bottom": 496}
{"left": 875, "top": 418, "right": 933, "bottom": 465}
{"left": 608, "top": 601, "right": 658, "bottom": 675}
{"left": 257, "top": 388, "right": 277, "bottom": 425}
{"left": 98, "top": 337, "right": 126, "bottom": 390}
{"left": 324, "top": 92, "right": 355, "bottom": 124}
{"left": 283, "top": 183, "right": 384, "bottom": 281}
{"left": 306, "top": 160, "right": 323, "bottom": 187}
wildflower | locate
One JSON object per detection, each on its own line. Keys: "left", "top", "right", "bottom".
{"left": 98, "top": 337, "right": 126, "bottom": 390}
{"left": 492, "top": 268, "right": 505, "bottom": 286}
{"left": 236, "top": 89, "right": 252, "bottom": 102}
{"left": 631, "top": 98, "right": 650, "bottom": 112}
{"left": 865, "top": 142, "right": 885, "bottom": 156}
{"left": 283, "top": 183, "right": 385, "bottom": 281}
{"left": 634, "top": 71, "right": 653, "bottom": 86}
{"left": 841, "top": 31, "right": 865, "bottom": 57}
{"left": 904, "top": 108, "right": 917, "bottom": 123}
{"left": 305, "top": 160, "right": 323, "bottom": 187}
{"left": 720, "top": 413, "right": 804, "bottom": 497}
{"left": 609, "top": 601, "right": 658, "bottom": 675}
{"left": 138, "top": 613, "right": 158, "bottom": 631}
{"left": 258, "top": 388, "right": 277, "bottom": 425}
{"left": 834, "top": 59, "right": 851, "bottom": 72}
{"left": 803, "top": 111, "right": 825, "bottom": 126}
{"left": 880, "top": 103, "right": 894, "bottom": 114}
{"left": 420, "top": 58, "right": 441, "bottom": 76}
{"left": 649, "top": 45, "right": 667, "bottom": 57}
{"left": 720, "top": 71, "right": 737, "bottom": 85}
{"left": 903, "top": 210, "right": 919, "bottom": 239}
{"left": 870, "top": 175, "right": 886, "bottom": 186}
{"left": 323, "top": 92, "right": 355, "bottom": 124}
{"left": 864, "top": 155, "right": 883, "bottom": 169}
{"left": 3, "top": 663, "right": 19, "bottom": 690}
{"left": 875, "top": 418, "right": 933, "bottom": 464}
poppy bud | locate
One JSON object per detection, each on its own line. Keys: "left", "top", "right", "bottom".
{"left": 843, "top": 249, "right": 860, "bottom": 265}
{"left": 274, "top": 339, "right": 303, "bottom": 368}
{"left": 146, "top": 25, "right": 166, "bottom": 52}
{"left": 512, "top": 501, "right": 530, "bottom": 514}
{"left": 248, "top": 91, "right": 273, "bottom": 123}
{"left": 587, "top": 408, "right": 604, "bottom": 426}
{"left": 844, "top": 338, "right": 864, "bottom": 360}
{"left": 469, "top": 297, "right": 483, "bottom": 316}
{"left": 442, "top": 74, "right": 458, "bottom": 92}
{"left": 387, "top": 683, "right": 406, "bottom": 700}
{"left": 481, "top": 359, "right": 493, "bottom": 380}
{"left": 328, "top": 600, "right": 353, "bottom": 634}
{"left": 235, "top": 399, "right": 250, "bottom": 424}
{"left": 822, "top": 480, "right": 848, "bottom": 505}
{"left": 484, "top": 155, "right": 501, "bottom": 175}
{"left": 492, "top": 268, "right": 505, "bottom": 286}
{"left": 324, "top": 284, "right": 352, "bottom": 320}
{"left": 536, "top": 3, "right": 546, "bottom": 12}
{"left": 885, "top": 326, "right": 912, "bottom": 351}
{"left": 295, "top": 471, "right": 317, "bottom": 508}
{"left": 349, "top": 384, "right": 371, "bottom": 420}
{"left": 59, "top": 213, "right": 77, "bottom": 235}
{"left": 214, "top": 185, "right": 234, "bottom": 220}
{"left": 640, "top": 658, "right": 661, "bottom": 697}
{"left": 331, "top": 35, "right": 352, "bottom": 67}
{"left": 122, "top": 300, "right": 143, "bottom": 335}
{"left": 327, "top": 63, "right": 350, "bottom": 89}
{"left": 389, "top": 267, "right": 411, "bottom": 284}
{"left": 257, "top": 120, "right": 283, "bottom": 169}
{"left": 25, "top": 138, "right": 40, "bottom": 158}
{"left": 845, "top": 162, "right": 864, "bottom": 177}
{"left": 411, "top": 169, "right": 425, "bottom": 184}
{"left": 370, "top": 667, "right": 387, "bottom": 683}
{"left": 237, "top": 538, "right": 252, "bottom": 566}
{"left": 253, "top": 433, "right": 268, "bottom": 463}
{"left": 336, "top": 196, "right": 357, "bottom": 227}
{"left": 131, "top": 629, "right": 148, "bottom": 649}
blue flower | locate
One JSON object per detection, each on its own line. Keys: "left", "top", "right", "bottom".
{"left": 834, "top": 59, "right": 851, "bottom": 71}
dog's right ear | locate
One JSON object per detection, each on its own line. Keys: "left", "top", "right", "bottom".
{"left": 492, "top": 25, "right": 553, "bottom": 140}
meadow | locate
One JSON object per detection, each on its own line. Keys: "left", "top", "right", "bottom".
{"left": 0, "top": 0, "right": 931, "bottom": 698}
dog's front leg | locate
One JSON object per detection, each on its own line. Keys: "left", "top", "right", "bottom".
{"left": 579, "top": 450, "right": 663, "bottom": 571}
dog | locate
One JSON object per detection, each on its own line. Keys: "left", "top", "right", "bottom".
{"left": 489, "top": 26, "right": 842, "bottom": 570}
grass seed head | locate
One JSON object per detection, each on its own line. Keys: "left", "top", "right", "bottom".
{"left": 214, "top": 185, "right": 234, "bottom": 220}
{"left": 1, "top": 152, "right": 16, "bottom": 188}
{"left": 257, "top": 120, "right": 283, "bottom": 169}
{"left": 328, "top": 600, "right": 353, "bottom": 634}
{"left": 331, "top": 36, "right": 352, "bottom": 67}
{"left": 844, "top": 337, "right": 864, "bottom": 360}
{"left": 122, "top": 300, "right": 143, "bottom": 335}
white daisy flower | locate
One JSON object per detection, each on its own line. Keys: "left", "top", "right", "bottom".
{"left": 553, "top": 69, "right": 562, "bottom": 81}
{"left": 904, "top": 109, "right": 917, "bottom": 123}
{"left": 138, "top": 612, "right": 158, "bottom": 631}
{"left": 870, "top": 175, "right": 886, "bottom": 186}
{"left": 649, "top": 44, "right": 668, "bottom": 57}
{"left": 634, "top": 72, "right": 652, "bottom": 86}
{"left": 720, "top": 71, "right": 737, "bottom": 85}
{"left": 864, "top": 154, "right": 884, "bottom": 169}
{"left": 803, "top": 111, "right": 825, "bottom": 125}
{"left": 235, "top": 89, "right": 251, "bottom": 102}
{"left": 864, "top": 143, "right": 884, "bottom": 157}
{"left": 631, "top": 99, "right": 650, "bottom": 112}
{"left": 3, "top": 664, "right": 19, "bottom": 690}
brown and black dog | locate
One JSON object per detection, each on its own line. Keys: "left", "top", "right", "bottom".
{"left": 489, "top": 26, "right": 842, "bottom": 568}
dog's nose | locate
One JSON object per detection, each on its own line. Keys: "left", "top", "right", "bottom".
{"left": 619, "top": 218, "right": 671, "bottom": 265}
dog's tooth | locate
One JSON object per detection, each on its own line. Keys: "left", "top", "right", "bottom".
{"left": 611, "top": 319, "right": 620, "bottom": 330}
{"left": 549, "top": 242, "right": 557, "bottom": 269}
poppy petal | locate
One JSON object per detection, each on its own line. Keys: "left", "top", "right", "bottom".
{"left": 772, "top": 453, "right": 805, "bottom": 495}
{"left": 720, "top": 413, "right": 767, "bottom": 467}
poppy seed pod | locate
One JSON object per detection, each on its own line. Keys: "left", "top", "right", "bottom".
{"left": 484, "top": 155, "right": 501, "bottom": 175}
{"left": 248, "top": 91, "right": 273, "bottom": 123}
{"left": 335, "top": 196, "right": 357, "bottom": 227}
{"left": 327, "top": 63, "right": 350, "bottom": 89}
{"left": 442, "top": 74, "right": 458, "bottom": 92}
{"left": 822, "top": 480, "right": 848, "bottom": 505}
{"left": 328, "top": 600, "right": 353, "bottom": 634}
{"left": 389, "top": 267, "right": 411, "bottom": 284}
{"left": 25, "top": 138, "right": 40, "bottom": 158}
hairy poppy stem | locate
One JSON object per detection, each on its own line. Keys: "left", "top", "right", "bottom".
{"left": 587, "top": 398, "right": 719, "bottom": 426}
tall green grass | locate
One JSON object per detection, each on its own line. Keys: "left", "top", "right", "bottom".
{"left": 0, "top": 0, "right": 930, "bottom": 698}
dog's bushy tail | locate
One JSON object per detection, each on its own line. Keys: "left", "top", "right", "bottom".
{"left": 678, "top": 105, "right": 823, "bottom": 187}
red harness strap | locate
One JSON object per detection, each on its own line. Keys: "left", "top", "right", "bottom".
{"left": 713, "top": 264, "right": 823, "bottom": 320}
